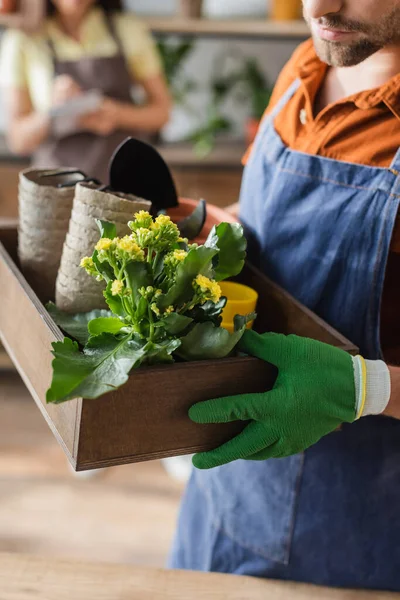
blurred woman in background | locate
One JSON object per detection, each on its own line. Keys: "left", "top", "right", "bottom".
{"left": 0, "top": 0, "right": 171, "bottom": 182}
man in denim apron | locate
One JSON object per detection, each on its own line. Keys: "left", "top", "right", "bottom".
{"left": 170, "top": 0, "right": 400, "bottom": 591}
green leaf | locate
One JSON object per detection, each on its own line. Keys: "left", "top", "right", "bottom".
{"left": 46, "top": 332, "right": 147, "bottom": 404}
{"left": 46, "top": 337, "right": 96, "bottom": 403}
{"left": 91, "top": 221, "right": 118, "bottom": 283}
{"left": 96, "top": 219, "right": 117, "bottom": 240}
{"left": 158, "top": 245, "right": 218, "bottom": 310}
{"left": 136, "top": 296, "right": 148, "bottom": 322}
{"left": 46, "top": 303, "right": 112, "bottom": 345}
{"left": 104, "top": 282, "right": 125, "bottom": 317}
{"left": 162, "top": 313, "right": 193, "bottom": 335}
{"left": 177, "top": 321, "right": 246, "bottom": 361}
{"left": 234, "top": 312, "right": 257, "bottom": 332}
{"left": 124, "top": 262, "right": 152, "bottom": 307}
{"left": 142, "top": 338, "right": 181, "bottom": 365}
{"left": 205, "top": 223, "right": 247, "bottom": 282}
{"left": 93, "top": 251, "right": 114, "bottom": 283}
{"left": 88, "top": 317, "right": 126, "bottom": 336}
{"left": 186, "top": 297, "right": 227, "bottom": 327}
{"left": 153, "top": 253, "right": 165, "bottom": 281}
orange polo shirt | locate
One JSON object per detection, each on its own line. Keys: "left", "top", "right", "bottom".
{"left": 248, "top": 39, "right": 400, "bottom": 361}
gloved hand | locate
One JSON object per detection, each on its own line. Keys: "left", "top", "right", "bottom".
{"left": 189, "top": 330, "right": 359, "bottom": 470}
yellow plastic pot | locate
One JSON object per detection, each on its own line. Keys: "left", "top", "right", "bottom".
{"left": 219, "top": 281, "right": 259, "bottom": 334}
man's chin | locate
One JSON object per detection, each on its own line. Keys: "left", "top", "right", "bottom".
{"left": 312, "top": 35, "right": 381, "bottom": 67}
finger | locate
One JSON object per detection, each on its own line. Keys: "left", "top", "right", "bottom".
{"left": 245, "top": 448, "right": 274, "bottom": 461}
{"left": 245, "top": 439, "right": 291, "bottom": 461}
{"left": 189, "top": 386, "right": 285, "bottom": 424}
{"left": 192, "top": 422, "right": 276, "bottom": 470}
{"left": 189, "top": 393, "right": 263, "bottom": 424}
{"left": 238, "top": 329, "right": 287, "bottom": 367}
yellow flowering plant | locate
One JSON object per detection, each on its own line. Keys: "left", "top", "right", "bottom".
{"left": 46, "top": 212, "right": 254, "bottom": 404}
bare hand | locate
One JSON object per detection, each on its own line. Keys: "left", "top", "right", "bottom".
{"left": 52, "top": 75, "right": 82, "bottom": 107}
{"left": 78, "top": 98, "right": 121, "bottom": 136}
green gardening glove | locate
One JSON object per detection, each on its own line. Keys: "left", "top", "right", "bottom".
{"left": 189, "top": 330, "right": 358, "bottom": 469}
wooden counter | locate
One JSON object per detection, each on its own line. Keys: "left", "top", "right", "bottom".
{"left": 1, "top": 553, "right": 397, "bottom": 600}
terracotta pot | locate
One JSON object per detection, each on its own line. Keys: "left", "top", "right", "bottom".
{"left": 0, "top": 0, "right": 17, "bottom": 14}
{"left": 168, "top": 198, "right": 237, "bottom": 244}
{"left": 245, "top": 117, "right": 261, "bottom": 146}
{"left": 271, "top": 0, "right": 302, "bottom": 20}
{"left": 179, "top": 0, "right": 203, "bottom": 19}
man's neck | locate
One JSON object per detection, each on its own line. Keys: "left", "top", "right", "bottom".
{"left": 316, "top": 45, "right": 400, "bottom": 112}
{"left": 336, "top": 46, "right": 400, "bottom": 95}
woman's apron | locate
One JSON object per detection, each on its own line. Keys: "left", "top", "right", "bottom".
{"left": 169, "top": 80, "right": 400, "bottom": 591}
{"left": 33, "top": 12, "right": 139, "bottom": 183}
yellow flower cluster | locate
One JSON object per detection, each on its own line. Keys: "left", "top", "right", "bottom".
{"left": 154, "top": 214, "right": 172, "bottom": 227}
{"left": 95, "top": 238, "right": 114, "bottom": 252}
{"left": 128, "top": 211, "right": 181, "bottom": 250}
{"left": 139, "top": 286, "right": 160, "bottom": 300}
{"left": 111, "top": 280, "right": 124, "bottom": 296}
{"left": 80, "top": 256, "right": 95, "bottom": 273}
{"left": 164, "top": 249, "right": 188, "bottom": 273}
{"left": 116, "top": 236, "right": 145, "bottom": 261}
{"left": 133, "top": 210, "right": 153, "bottom": 229}
{"left": 134, "top": 227, "right": 153, "bottom": 248}
{"left": 194, "top": 274, "right": 222, "bottom": 304}
{"left": 173, "top": 250, "right": 187, "bottom": 261}
{"left": 151, "top": 214, "right": 180, "bottom": 245}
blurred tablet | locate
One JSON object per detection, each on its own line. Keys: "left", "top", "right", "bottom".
{"left": 50, "top": 90, "right": 103, "bottom": 137}
{"left": 49, "top": 90, "right": 103, "bottom": 119}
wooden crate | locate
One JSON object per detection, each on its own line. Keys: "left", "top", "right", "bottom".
{"left": 0, "top": 224, "right": 358, "bottom": 471}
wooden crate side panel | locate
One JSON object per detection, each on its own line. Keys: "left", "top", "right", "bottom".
{"left": 239, "top": 264, "right": 359, "bottom": 354}
{"left": 0, "top": 242, "right": 81, "bottom": 462}
{"left": 76, "top": 357, "right": 275, "bottom": 470}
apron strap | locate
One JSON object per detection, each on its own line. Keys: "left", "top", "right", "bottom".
{"left": 270, "top": 79, "right": 301, "bottom": 120}
{"left": 46, "top": 36, "right": 60, "bottom": 76}
{"left": 103, "top": 11, "right": 125, "bottom": 58}
{"left": 257, "top": 79, "right": 301, "bottom": 139}
{"left": 390, "top": 146, "right": 400, "bottom": 174}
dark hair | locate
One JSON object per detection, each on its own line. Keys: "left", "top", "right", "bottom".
{"left": 46, "top": 0, "right": 123, "bottom": 16}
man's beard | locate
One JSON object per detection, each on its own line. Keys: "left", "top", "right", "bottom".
{"left": 303, "top": 8, "right": 400, "bottom": 67}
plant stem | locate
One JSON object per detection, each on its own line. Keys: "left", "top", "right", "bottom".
{"left": 122, "top": 267, "right": 136, "bottom": 322}
{"left": 148, "top": 305, "right": 155, "bottom": 341}
{"left": 117, "top": 261, "right": 126, "bottom": 280}
{"left": 108, "top": 255, "right": 120, "bottom": 279}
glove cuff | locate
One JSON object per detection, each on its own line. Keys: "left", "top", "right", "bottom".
{"left": 352, "top": 356, "right": 391, "bottom": 418}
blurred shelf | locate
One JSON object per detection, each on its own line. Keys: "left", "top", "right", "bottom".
{"left": 145, "top": 17, "right": 310, "bottom": 40}
{"left": 156, "top": 141, "right": 246, "bottom": 168}
{"left": 0, "top": 139, "right": 245, "bottom": 169}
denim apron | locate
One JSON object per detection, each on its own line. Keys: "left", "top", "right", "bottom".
{"left": 169, "top": 80, "right": 400, "bottom": 591}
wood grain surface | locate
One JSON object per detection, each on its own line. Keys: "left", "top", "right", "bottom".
{"left": 1, "top": 553, "right": 398, "bottom": 600}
